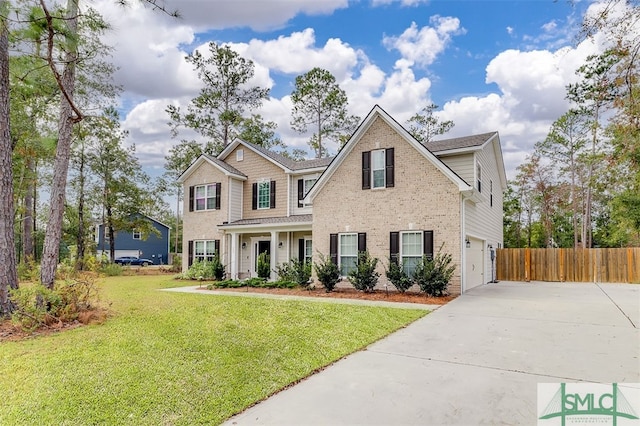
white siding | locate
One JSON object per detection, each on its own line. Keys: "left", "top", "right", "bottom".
{"left": 228, "top": 177, "right": 243, "bottom": 222}
{"left": 464, "top": 142, "right": 504, "bottom": 285}
{"left": 439, "top": 153, "right": 475, "bottom": 185}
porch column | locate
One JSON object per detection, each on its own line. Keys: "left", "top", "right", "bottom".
{"left": 230, "top": 232, "right": 239, "bottom": 279}
{"left": 270, "top": 231, "right": 277, "bottom": 280}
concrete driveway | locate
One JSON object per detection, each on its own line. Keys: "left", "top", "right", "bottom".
{"left": 224, "top": 281, "right": 640, "bottom": 425}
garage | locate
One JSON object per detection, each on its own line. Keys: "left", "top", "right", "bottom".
{"left": 465, "top": 236, "right": 485, "bottom": 291}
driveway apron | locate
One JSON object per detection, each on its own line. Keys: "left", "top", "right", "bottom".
{"left": 224, "top": 281, "right": 640, "bottom": 425}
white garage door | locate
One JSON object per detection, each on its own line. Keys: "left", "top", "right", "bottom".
{"left": 465, "top": 236, "right": 485, "bottom": 291}
{"left": 97, "top": 249, "right": 140, "bottom": 261}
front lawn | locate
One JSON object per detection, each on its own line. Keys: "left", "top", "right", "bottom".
{"left": 0, "top": 275, "right": 427, "bottom": 425}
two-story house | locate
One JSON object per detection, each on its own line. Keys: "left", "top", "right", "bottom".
{"left": 178, "top": 141, "right": 332, "bottom": 279}
{"left": 178, "top": 105, "right": 506, "bottom": 294}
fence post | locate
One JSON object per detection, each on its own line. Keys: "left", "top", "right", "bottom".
{"left": 524, "top": 248, "right": 531, "bottom": 282}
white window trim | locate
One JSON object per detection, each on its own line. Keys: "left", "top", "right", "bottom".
{"left": 132, "top": 230, "right": 141, "bottom": 240}
{"left": 194, "top": 183, "right": 217, "bottom": 211}
{"left": 476, "top": 162, "right": 482, "bottom": 193}
{"left": 236, "top": 149, "right": 244, "bottom": 161}
{"left": 257, "top": 179, "right": 270, "bottom": 210}
{"left": 400, "top": 231, "right": 423, "bottom": 275}
{"left": 193, "top": 239, "right": 218, "bottom": 263}
{"left": 371, "top": 149, "right": 386, "bottom": 189}
{"left": 339, "top": 233, "right": 358, "bottom": 277}
{"left": 303, "top": 237, "right": 313, "bottom": 264}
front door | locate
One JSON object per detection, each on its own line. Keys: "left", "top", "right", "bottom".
{"left": 255, "top": 240, "right": 271, "bottom": 275}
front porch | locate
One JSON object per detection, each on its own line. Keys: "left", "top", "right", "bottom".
{"left": 219, "top": 215, "right": 313, "bottom": 280}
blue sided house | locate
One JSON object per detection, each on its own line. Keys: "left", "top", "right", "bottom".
{"left": 96, "top": 215, "right": 170, "bottom": 265}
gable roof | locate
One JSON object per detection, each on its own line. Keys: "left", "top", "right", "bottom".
{"left": 219, "top": 138, "right": 334, "bottom": 173}
{"left": 306, "top": 105, "right": 473, "bottom": 203}
{"left": 177, "top": 154, "right": 247, "bottom": 183}
{"left": 428, "top": 131, "right": 508, "bottom": 190}
{"left": 428, "top": 132, "right": 498, "bottom": 153}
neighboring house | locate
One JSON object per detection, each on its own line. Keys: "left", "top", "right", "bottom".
{"left": 96, "top": 215, "right": 170, "bottom": 265}
{"left": 179, "top": 105, "right": 506, "bottom": 294}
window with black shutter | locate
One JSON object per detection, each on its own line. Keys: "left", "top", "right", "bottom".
{"left": 423, "top": 230, "right": 434, "bottom": 260}
{"left": 362, "top": 151, "right": 371, "bottom": 189}
{"left": 390, "top": 232, "right": 399, "bottom": 264}
{"left": 297, "top": 179, "right": 304, "bottom": 208}
{"left": 385, "top": 148, "right": 394, "bottom": 188}
{"left": 270, "top": 180, "right": 276, "bottom": 209}
{"left": 189, "top": 186, "right": 194, "bottom": 212}
{"left": 329, "top": 234, "right": 338, "bottom": 265}
{"left": 188, "top": 240, "right": 194, "bottom": 267}
{"left": 252, "top": 183, "right": 258, "bottom": 210}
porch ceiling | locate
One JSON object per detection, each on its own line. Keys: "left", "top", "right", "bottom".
{"left": 218, "top": 215, "right": 312, "bottom": 233}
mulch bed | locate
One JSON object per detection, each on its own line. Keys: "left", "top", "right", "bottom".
{"left": 200, "top": 285, "right": 455, "bottom": 306}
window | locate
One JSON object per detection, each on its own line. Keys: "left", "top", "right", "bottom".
{"left": 476, "top": 163, "right": 482, "bottom": 192}
{"left": 236, "top": 149, "right": 244, "bottom": 161}
{"left": 193, "top": 240, "right": 219, "bottom": 263}
{"left": 190, "top": 183, "right": 221, "bottom": 212}
{"left": 401, "top": 232, "right": 423, "bottom": 276}
{"left": 252, "top": 180, "right": 276, "bottom": 210}
{"left": 330, "top": 233, "right": 366, "bottom": 276}
{"left": 339, "top": 234, "right": 358, "bottom": 276}
{"left": 258, "top": 180, "right": 270, "bottom": 209}
{"left": 390, "top": 230, "right": 434, "bottom": 275}
{"left": 490, "top": 179, "right": 493, "bottom": 207}
{"left": 362, "top": 148, "right": 394, "bottom": 189}
{"left": 304, "top": 239, "right": 313, "bottom": 264}
{"left": 132, "top": 230, "right": 141, "bottom": 240}
{"left": 371, "top": 149, "right": 386, "bottom": 188}
{"left": 297, "top": 177, "right": 317, "bottom": 207}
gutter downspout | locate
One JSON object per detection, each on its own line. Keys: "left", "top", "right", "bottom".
{"left": 461, "top": 194, "right": 467, "bottom": 294}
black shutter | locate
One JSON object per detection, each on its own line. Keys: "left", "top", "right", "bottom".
{"left": 214, "top": 239, "right": 220, "bottom": 256}
{"left": 390, "top": 232, "right": 399, "bottom": 264}
{"left": 357, "top": 232, "right": 367, "bottom": 253}
{"left": 298, "top": 238, "right": 305, "bottom": 261}
{"left": 188, "top": 186, "right": 194, "bottom": 212}
{"left": 362, "top": 151, "right": 371, "bottom": 189}
{"left": 252, "top": 183, "right": 257, "bottom": 210}
{"left": 188, "top": 240, "right": 194, "bottom": 267}
{"left": 297, "top": 179, "right": 304, "bottom": 208}
{"left": 215, "top": 182, "right": 221, "bottom": 210}
{"left": 385, "top": 148, "right": 395, "bottom": 188}
{"left": 424, "top": 230, "right": 434, "bottom": 260}
{"left": 270, "top": 180, "right": 276, "bottom": 209}
{"left": 330, "top": 234, "right": 338, "bottom": 265}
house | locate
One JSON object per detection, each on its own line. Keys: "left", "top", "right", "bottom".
{"left": 178, "top": 141, "right": 331, "bottom": 279}
{"left": 307, "top": 105, "right": 506, "bottom": 294}
{"left": 96, "top": 215, "right": 171, "bottom": 265}
{"left": 178, "top": 105, "right": 506, "bottom": 294}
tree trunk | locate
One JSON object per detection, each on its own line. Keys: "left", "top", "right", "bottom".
{"left": 76, "top": 146, "right": 85, "bottom": 270}
{"left": 40, "top": 0, "right": 80, "bottom": 288}
{"left": 0, "top": 5, "right": 19, "bottom": 316}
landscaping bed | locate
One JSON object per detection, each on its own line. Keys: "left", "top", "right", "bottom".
{"left": 200, "top": 285, "right": 455, "bottom": 305}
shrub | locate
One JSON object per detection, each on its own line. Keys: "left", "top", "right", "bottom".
{"left": 275, "top": 258, "right": 312, "bottom": 288}
{"left": 183, "top": 256, "right": 226, "bottom": 281}
{"left": 347, "top": 251, "right": 380, "bottom": 293}
{"left": 208, "top": 279, "right": 244, "bottom": 289}
{"left": 314, "top": 253, "right": 340, "bottom": 292}
{"left": 169, "top": 254, "right": 182, "bottom": 273}
{"left": 100, "top": 263, "right": 124, "bottom": 277}
{"left": 17, "top": 259, "right": 39, "bottom": 282}
{"left": 9, "top": 274, "right": 101, "bottom": 332}
{"left": 413, "top": 248, "right": 456, "bottom": 297}
{"left": 257, "top": 252, "right": 271, "bottom": 280}
{"left": 385, "top": 259, "right": 413, "bottom": 293}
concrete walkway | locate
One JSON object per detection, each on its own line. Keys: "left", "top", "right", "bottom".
{"left": 221, "top": 281, "right": 640, "bottom": 425}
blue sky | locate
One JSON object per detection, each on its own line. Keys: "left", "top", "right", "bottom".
{"left": 92, "top": 0, "right": 621, "bottom": 181}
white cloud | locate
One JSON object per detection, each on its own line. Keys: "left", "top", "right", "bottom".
{"left": 382, "top": 17, "right": 465, "bottom": 68}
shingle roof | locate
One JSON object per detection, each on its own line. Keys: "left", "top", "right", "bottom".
{"left": 427, "top": 131, "right": 497, "bottom": 153}
{"left": 220, "top": 214, "right": 313, "bottom": 227}
{"left": 242, "top": 140, "right": 334, "bottom": 171}
{"left": 203, "top": 154, "right": 247, "bottom": 177}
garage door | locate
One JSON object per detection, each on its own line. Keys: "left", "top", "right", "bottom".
{"left": 465, "top": 236, "right": 485, "bottom": 291}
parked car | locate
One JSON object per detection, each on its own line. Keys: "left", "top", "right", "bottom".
{"left": 114, "top": 256, "right": 154, "bottom": 266}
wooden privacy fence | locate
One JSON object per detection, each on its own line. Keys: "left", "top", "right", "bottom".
{"left": 496, "top": 248, "right": 640, "bottom": 283}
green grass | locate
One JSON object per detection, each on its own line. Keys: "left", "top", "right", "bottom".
{"left": 0, "top": 275, "right": 427, "bottom": 425}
